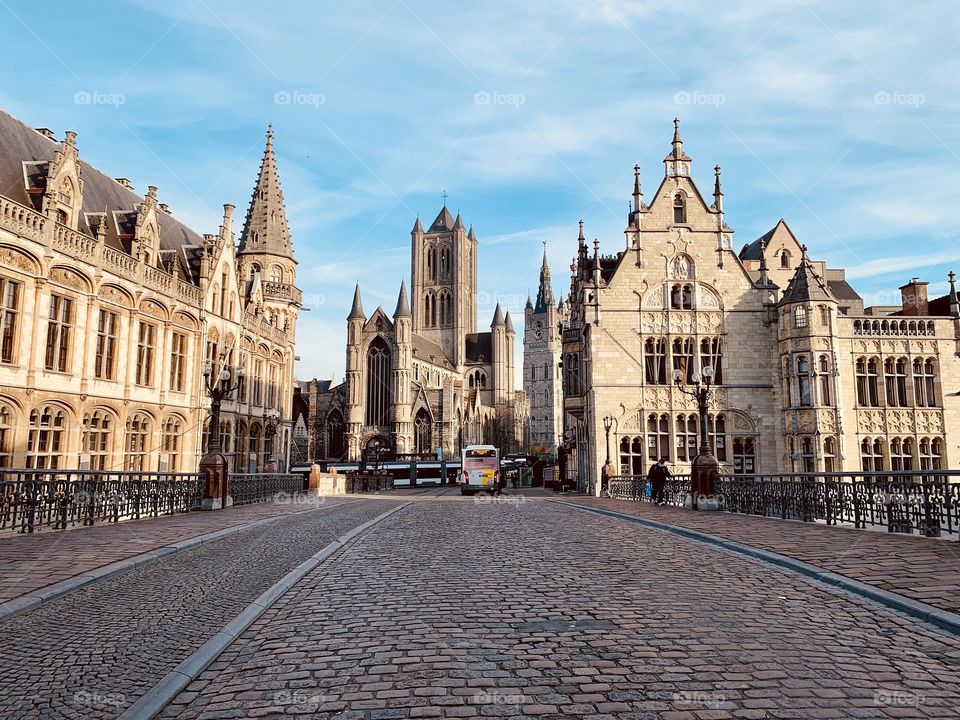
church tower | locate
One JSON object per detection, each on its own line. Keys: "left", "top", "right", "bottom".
{"left": 524, "top": 245, "right": 562, "bottom": 454}
{"left": 410, "top": 201, "right": 477, "bottom": 368}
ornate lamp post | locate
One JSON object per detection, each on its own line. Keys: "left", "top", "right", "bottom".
{"left": 673, "top": 364, "right": 720, "bottom": 511}
{"left": 199, "top": 356, "right": 245, "bottom": 510}
{"left": 601, "top": 415, "right": 614, "bottom": 496}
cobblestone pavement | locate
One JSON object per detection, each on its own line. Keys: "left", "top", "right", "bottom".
{"left": 559, "top": 497, "right": 960, "bottom": 615}
{"left": 163, "top": 496, "right": 960, "bottom": 719}
{"left": 0, "top": 498, "right": 362, "bottom": 604}
{"left": 0, "top": 499, "right": 399, "bottom": 719}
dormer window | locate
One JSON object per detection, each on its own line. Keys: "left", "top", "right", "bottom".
{"left": 673, "top": 194, "right": 686, "bottom": 224}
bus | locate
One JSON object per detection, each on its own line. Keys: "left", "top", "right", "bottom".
{"left": 461, "top": 445, "right": 501, "bottom": 495}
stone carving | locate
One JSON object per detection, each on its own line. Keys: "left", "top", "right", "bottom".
{"left": 672, "top": 254, "right": 692, "bottom": 280}
{"left": 798, "top": 409, "right": 815, "bottom": 433}
{"left": 99, "top": 285, "right": 132, "bottom": 307}
{"left": 857, "top": 410, "right": 885, "bottom": 434}
{"left": 173, "top": 311, "right": 198, "bottom": 329}
{"left": 139, "top": 299, "right": 168, "bottom": 320}
{"left": 50, "top": 267, "right": 89, "bottom": 292}
{"left": 819, "top": 409, "right": 836, "bottom": 433}
{"left": 1, "top": 247, "right": 36, "bottom": 274}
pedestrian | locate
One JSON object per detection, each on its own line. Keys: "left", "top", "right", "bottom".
{"left": 600, "top": 460, "right": 616, "bottom": 498}
{"left": 648, "top": 457, "right": 672, "bottom": 506}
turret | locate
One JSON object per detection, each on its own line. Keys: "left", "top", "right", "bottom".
{"left": 345, "top": 283, "right": 366, "bottom": 459}
{"left": 504, "top": 311, "right": 516, "bottom": 396}
{"left": 491, "top": 303, "right": 507, "bottom": 404}
{"left": 392, "top": 281, "right": 413, "bottom": 453}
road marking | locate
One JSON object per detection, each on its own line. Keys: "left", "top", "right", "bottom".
{"left": 120, "top": 501, "right": 411, "bottom": 720}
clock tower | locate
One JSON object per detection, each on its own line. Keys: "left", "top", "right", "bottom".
{"left": 523, "top": 244, "right": 563, "bottom": 455}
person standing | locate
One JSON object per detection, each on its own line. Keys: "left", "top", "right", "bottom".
{"left": 648, "top": 457, "right": 672, "bottom": 506}
{"left": 600, "top": 460, "right": 616, "bottom": 498}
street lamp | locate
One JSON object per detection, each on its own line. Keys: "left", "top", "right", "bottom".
{"left": 602, "top": 415, "right": 614, "bottom": 464}
{"left": 199, "top": 355, "right": 245, "bottom": 510}
{"left": 371, "top": 438, "right": 383, "bottom": 472}
{"left": 673, "top": 364, "right": 720, "bottom": 511}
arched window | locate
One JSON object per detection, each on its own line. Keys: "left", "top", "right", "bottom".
{"left": 327, "top": 410, "right": 344, "bottom": 460}
{"left": 708, "top": 414, "right": 727, "bottom": 460}
{"left": 619, "top": 436, "right": 644, "bottom": 476}
{"left": 890, "top": 437, "right": 914, "bottom": 472}
{"left": 249, "top": 424, "right": 262, "bottom": 471}
{"left": 780, "top": 249, "right": 791, "bottom": 269}
{"left": 26, "top": 405, "right": 67, "bottom": 469}
{"left": 919, "top": 437, "right": 943, "bottom": 470}
{"left": 884, "top": 357, "right": 908, "bottom": 407}
{"left": 671, "top": 338, "right": 694, "bottom": 384}
{"left": 676, "top": 414, "right": 698, "bottom": 461}
{"left": 823, "top": 436, "right": 837, "bottom": 472}
{"left": 670, "top": 283, "right": 693, "bottom": 310}
{"left": 124, "top": 412, "right": 151, "bottom": 471}
{"left": 673, "top": 194, "right": 686, "bottom": 224}
{"left": 700, "top": 337, "right": 723, "bottom": 384}
{"left": 162, "top": 416, "right": 182, "bottom": 472}
{"left": 414, "top": 409, "right": 432, "bottom": 454}
{"left": 269, "top": 266, "right": 282, "bottom": 284}
{"left": 233, "top": 421, "right": 246, "bottom": 475}
{"left": 861, "top": 437, "right": 885, "bottom": 472}
{"left": 0, "top": 402, "right": 13, "bottom": 467}
{"left": 365, "top": 337, "right": 392, "bottom": 426}
{"left": 83, "top": 410, "right": 113, "bottom": 471}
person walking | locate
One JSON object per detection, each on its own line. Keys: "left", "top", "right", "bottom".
{"left": 648, "top": 457, "right": 672, "bottom": 506}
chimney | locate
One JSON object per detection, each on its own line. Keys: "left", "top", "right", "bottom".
{"left": 159, "top": 203, "right": 171, "bottom": 214}
{"left": 899, "top": 278, "right": 929, "bottom": 316}
{"left": 115, "top": 177, "right": 133, "bottom": 190}
{"left": 35, "top": 128, "right": 55, "bottom": 140}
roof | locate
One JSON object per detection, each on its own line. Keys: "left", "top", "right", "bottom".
{"left": 393, "top": 281, "right": 411, "bottom": 317}
{"left": 0, "top": 109, "right": 205, "bottom": 280}
{"left": 465, "top": 332, "right": 492, "bottom": 364}
{"left": 827, "top": 279, "right": 862, "bottom": 302}
{"left": 412, "top": 333, "right": 450, "bottom": 366}
{"left": 739, "top": 226, "right": 777, "bottom": 261}
{"left": 429, "top": 206, "right": 456, "bottom": 232}
{"left": 779, "top": 252, "right": 837, "bottom": 305}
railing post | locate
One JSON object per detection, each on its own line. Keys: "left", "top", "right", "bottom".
{"left": 922, "top": 476, "right": 940, "bottom": 538}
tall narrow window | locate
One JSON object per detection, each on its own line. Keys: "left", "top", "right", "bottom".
{"left": 818, "top": 355, "right": 832, "bottom": 405}
{"left": 861, "top": 437, "right": 884, "bottom": 472}
{"left": 823, "top": 436, "right": 837, "bottom": 472}
{"left": 44, "top": 294, "right": 73, "bottom": 372}
{"left": 709, "top": 414, "right": 727, "bottom": 461}
{"left": 162, "top": 416, "right": 181, "bottom": 472}
{"left": 0, "top": 278, "right": 20, "bottom": 364}
{"left": 83, "top": 410, "right": 112, "bottom": 470}
{"left": 0, "top": 403, "right": 14, "bottom": 467}
{"left": 857, "top": 357, "right": 880, "bottom": 407}
{"left": 124, "top": 413, "right": 150, "bottom": 471}
{"left": 327, "top": 411, "right": 345, "bottom": 459}
{"left": 94, "top": 309, "right": 119, "bottom": 380}
{"left": 365, "top": 337, "right": 392, "bottom": 426}
{"left": 885, "top": 358, "right": 908, "bottom": 407}
{"left": 644, "top": 338, "right": 667, "bottom": 384}
{"left": 676, "top": 415, "right": 697, "bottom": 462}
{"left": 890, "top": 437, "right": 914, "bottom": 471}
{"left": 670, "top": 284, "right": 693, "bottom": 310}
{"left": 248, "top": 424, "right": 261, "bottom": 471}
{"left": 914, "top": 358, "right": 938, "bottom": 407}
{"left": 673, "top": 194, "right": 686, "bottom": 224}
{"left": 136, "top": 322, "right": 157, "bottom": 386}
{"left": 800, "top": 437, "right": 815, "bottom": 472}
{"left": 733, "top": 437, "right": 756, "bottom": 474}
{"left": 700, "top": 337, "right": 723, "bottom": 384}
{"left": 794, "top": 306, "right": 808, "bottom": 329}
{"left": 780, "top": 250, "right": 791, "bottom": 269}
{"left": 414, "top": 409, "right": 432, "bottom": 454}
{"left": 672, "top": 338, "right": 695, "bottom": 384}
{"left": 169, "top": 331, "right": 187, "bottom": 392}
{"left": 647, "top": 413, "right": 670, "bottom": 462}
{"left": 26, "top": 406, "right": 66, "bottom": 469}
{"left": 797, "top": 355, "right": 811, "bottom": 407}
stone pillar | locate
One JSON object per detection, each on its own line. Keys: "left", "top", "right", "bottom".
{"left": 199, "top": 452, "right": 232, "bottom": 510}
{"left": 688, "top": 452, "right": 720, "bottom": 511}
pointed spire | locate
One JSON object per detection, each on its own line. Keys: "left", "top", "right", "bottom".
{"left": 779, "top": 247, "right": 836, "bottom": 306}
{"left": 394, "top": 281, "right": 411, "bottom": 318}
{"left": 949, "top": 271, "right": 959, "bottom": 318}
{"left": 578, "top": 219, "right": 586, "bottom": 245}
{"left": 535, "top": 242, "right": 555, "bottom": 313}
{"left": 238, "top": 124, "right": 295, "bottom": 261}
{"left": 429, "top": 205, "right": 456, "bottom": 231}
{"left": 412, "top": 216, "right": 423, "bottom": 234}
{"left": 664, "top": 117, "right": 692, "bottom": 175}
{"left": 468, "top": 225, "right": 477, "bottom": 241}
{"left": 525, "top": 294, "right": 533, "bottom": 310}
{"left": 632, "top": 164, "right": 643, "bottom": 210}
{"left": 453, "top": 212, "right": 465, "bottom": 230}
{"left": 714, "top": 165, "right": 723, "bottom": 197}
{"left": 504, "top": 311, "right": 515, "bottom": 334}
{"left": 491, "top": 303, "right": 505, "bottom": 328}
{"left": 348, "top": 283, "right": 366, "bottom": 320}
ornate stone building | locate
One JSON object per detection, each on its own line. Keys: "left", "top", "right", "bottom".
{"left": 562, "top": 119, "right": 957, "bottom": 492}
{"left": 0, "top": 110, "right": 300, "bottom": 472}
{"left": 303, "top": 205, "right": 527, "bottom": 463}
{"left": 523, "top": 247, "right": 564, "bottom": 456}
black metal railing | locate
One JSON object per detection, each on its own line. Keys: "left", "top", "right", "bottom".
{"left": 229, "top": 473, "right": 305, "bottom": 506}
{"left": 345, "top": 472, "right": 392, "bottom": 493}
{"left": 0, "top": 470, "right": 204, "bottom": 533}
{"left": 608, "top": 471, "right": 960, "bottom": 538}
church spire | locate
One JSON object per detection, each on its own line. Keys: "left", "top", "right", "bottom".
{"left": 663, "top": 117, "right": 692, "bottom": 177}
{"left": 535, "top": 242, "right": 555, "bottom": 313}
{"left": 238, "top": 124, "right": 295, "bottom": 261}
{"left": 348, "top": 283, "right": 366, "bottom": 320}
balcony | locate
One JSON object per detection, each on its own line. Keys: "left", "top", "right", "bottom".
{"left": 262, "top": 281, "right": 302, "bottom": 305}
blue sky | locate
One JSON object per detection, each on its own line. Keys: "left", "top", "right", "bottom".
{"left": 3, "top": 0, "right": 959, "bottom": 381}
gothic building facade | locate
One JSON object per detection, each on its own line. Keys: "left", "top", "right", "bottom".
{"left": 523, "top": 248, "right": 564, "bottom": 455}
{"left": 0, "top": 110, "right": 300, "bottom": 472}
{"left": 305, "top": 206, "right": 527, "bottom": 463}
{"left": 562, "top": 119, "right": 958, "bottom": 492}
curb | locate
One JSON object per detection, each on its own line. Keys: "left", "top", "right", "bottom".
{"left": 0, "top": 499, "right": 362, "bottom": 624}
{"left": 551, "top": 500, "right": 960, "bottom": 639}
{"left": 119, "top": 502, "right": 410, "bottom": 720}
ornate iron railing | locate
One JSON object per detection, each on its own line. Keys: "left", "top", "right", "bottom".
{"left": 229, "top": 473, "right": 304, "bottom": 506}
{"left": 609, "top": 471, "right": 960, "bottom": 538}
{"left": 345, "top": 473, "right": 392, "bottom": 493}
{"left": 0, "top": 470, "right": 204, "bottom": 533}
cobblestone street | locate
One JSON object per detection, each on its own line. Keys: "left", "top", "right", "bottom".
{"left": 2, "top": 491, "right": 960, "bottom": 719}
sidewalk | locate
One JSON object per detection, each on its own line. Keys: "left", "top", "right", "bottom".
{"left": 560, "top": 496, "right": 960, "bottom": 615}
{"left": 0, "top": 498, "right": 355, "bottom": 606}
